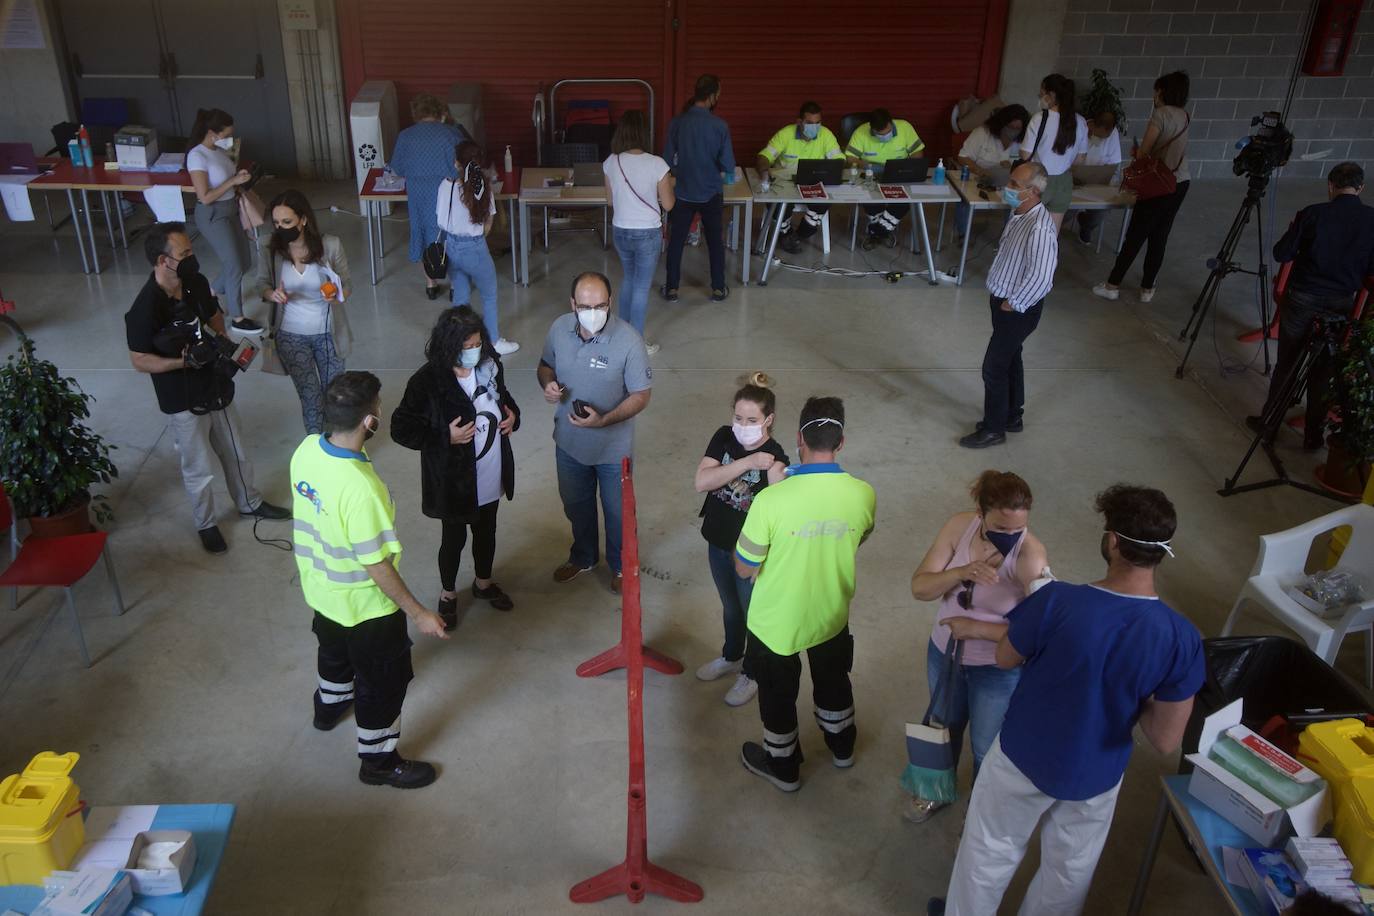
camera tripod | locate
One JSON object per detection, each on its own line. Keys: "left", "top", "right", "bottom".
{"left": 1219, "top": 313, "right": 1349, "bottom": 500}
{"left": 1176, "top": 174, "right": 1274, "bottom": 379}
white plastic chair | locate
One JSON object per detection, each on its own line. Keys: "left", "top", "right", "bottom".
{"left": 1220, "top": 504, "right": 1374, "bottom": 688}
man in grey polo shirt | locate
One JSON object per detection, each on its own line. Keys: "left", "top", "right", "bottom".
{"left": 538, "top": 271, "right": 653, "bottom": 594}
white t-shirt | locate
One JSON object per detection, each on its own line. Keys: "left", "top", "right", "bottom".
{"left": 603, "top": 152, "right": 669, "bottom": 230}
{"left": 436, "top": 179, "right": 496, "bottom": 236}
{"left": 1085, "top": 133, "right": 1123, "bottom": 166}
{"left": 958, "top": 126, "right": 1017, "bottom": 170}
{"left": 457, "top": 370, "right": 503, "bottom": 506}
{"left": 1021, "top": 110, "right": 1089, "bottom": 176}
{"left": 186, "top": 145, "right": 236, "bottom": 201}
{"left": 277, "top": 261, "right": 329, "bottom": 336}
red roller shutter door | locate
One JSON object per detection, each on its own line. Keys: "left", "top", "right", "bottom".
{"left": 673, "top": 0, "right": 1009, "bottom": 165}
{"left": 336, "top": 0, "right": 674, "bottom": 168}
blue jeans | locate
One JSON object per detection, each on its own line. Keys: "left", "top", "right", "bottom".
{"left": 926, "top": 639, "right": 1021, "bottom": 778}
{"left": 446, "top": 234, "right": 500, "bottom": 340}
{"left": 707, "top": 543, "right": 753, "bottom": 661}
{"left": 613, "top": 226, "right": 662, "bottom": 336}
{"left": 275, "top": 330, "right": 345, "bottom": 434}
{"left": 555, "top": 446, "right": 623, "bottom": 574}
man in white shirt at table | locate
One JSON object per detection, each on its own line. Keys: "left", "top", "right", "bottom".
{"left": 1073, "top": 111, "right": 1124, "bottom": 245}
{"left": 959, "top": 162, "right": 1058, "bottom": 449}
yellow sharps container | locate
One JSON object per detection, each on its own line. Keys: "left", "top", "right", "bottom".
{"left": 0, "top": 752, "right": 84, "bottom": 886}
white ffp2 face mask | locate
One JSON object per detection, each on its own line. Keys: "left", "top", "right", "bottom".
{"left": 733, "top": 423, "right": 765, "bottom": 448}
{"left": 576, "top": 308, "right": 608, "bottom": 334}
{"left": 214, "top": 136, "right": 234, "bottom": 151}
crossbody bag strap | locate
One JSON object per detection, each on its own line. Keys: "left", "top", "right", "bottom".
{"left": 1027, "top": 109, "right": 1048, "bottom": 160}
{"left": 268, "top": 250, "right": 280, "bottom": 333}
{"left": 617, "top": 154, "right": 660, "bottom": 220}
{"left": 1147, "top": 112, "right": 1190, "bottom": 161}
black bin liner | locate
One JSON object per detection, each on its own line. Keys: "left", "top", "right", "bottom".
{"left": 1179, "top": 636, "right": 1373, "bottom": 774}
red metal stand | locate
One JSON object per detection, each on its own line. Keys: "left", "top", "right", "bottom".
{"left": 570, "top": 458, "right": 702, "bottom": 906}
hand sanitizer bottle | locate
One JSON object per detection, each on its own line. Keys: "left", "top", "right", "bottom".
{"left": 933, "top": 158, "right": 946, "bottom": 185}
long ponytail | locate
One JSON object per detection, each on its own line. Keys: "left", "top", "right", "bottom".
{"left": 455, "top": 141, "right": 487, "bottom": 226}
{"left": 191, "top": 108, "right": 233, "bottom": 144}
{"left": 1041, "top": 74, "right": 1078, "bottom": 156}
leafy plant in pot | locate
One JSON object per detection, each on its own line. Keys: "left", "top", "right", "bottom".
{"left": 1080, "top": 68, "right": 1128, "bottom": 134}
{"left": 1317, "top": 317, "right": 1374, "bottom": 498}
{"left": 0, "top": 326, "right": 117, "bottom": 534}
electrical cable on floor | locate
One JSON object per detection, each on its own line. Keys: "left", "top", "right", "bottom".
{"left": 328, "top": 204, "right": 409, "bottom": 223}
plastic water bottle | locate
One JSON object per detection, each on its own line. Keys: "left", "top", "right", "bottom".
{"left": 760, "top": 172, "right": 771, "bottom": 193}
{"left": 863, "top": 164, "right": 874, "bottom": 182}
{"left": 503, "top": 145, "right": 514, "bottom": 176}
{"left": 933, "top": 158, "right": 946, "bottom": 185}
{"left": 960, "top": 164, "right": 970, "bottom": 183}
{"left": 78, "top": 125, "right": 93, "bottom": 167}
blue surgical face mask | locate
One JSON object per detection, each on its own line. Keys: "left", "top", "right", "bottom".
{"left": 1001, "top": 186, "right": 1022, "bottom": 207}
{"left": 801, "top": 122, "right": 820, "bottom": 140}
{"left": 985, "top": 528, "right": 1024, "bottom": 557}
{"left": 875, "top": 129, "right": 894, "bottom": 143}
{"left": 458, "top": 346, "right": 482, "bottom": 369}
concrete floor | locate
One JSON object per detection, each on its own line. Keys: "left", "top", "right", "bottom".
{"left": 0, "top": 174, "right": 1366, "bottom": 915}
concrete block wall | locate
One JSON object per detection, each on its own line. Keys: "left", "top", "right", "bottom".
{"left": 1054, "top": 0, "right": 1374, "bottom": 179}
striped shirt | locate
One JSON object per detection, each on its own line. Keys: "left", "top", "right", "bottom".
{"left": 987, "top": 202, "right": 1059, "bottom": 312}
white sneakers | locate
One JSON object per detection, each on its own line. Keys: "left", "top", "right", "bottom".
{"left": 1139, "top": 288, "right": 1156, "bottom": 303}
{"left": 696, "top": 657, "right": 757, "bottom": 706}
{"left": 696, "top": 656, "right": 741, "bottom": 681}
{"left": 645, "top": 342, "right": 661, "bottom": 356}
{"left": 1091, "top": 282, "right": 1120, "bottom": 301}
{"left": 724, "top": 673, "right": 758, "bottom": 707}
{"left": 494, "top": 338, "right": 520, "bottom": 355}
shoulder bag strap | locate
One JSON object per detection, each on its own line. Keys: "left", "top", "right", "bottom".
{"left": 923, "top": 639, "right": 965, "bottom": 728}
{"left": 440, "top": 179, "right": 456, "bottom": 242}
{"left": 617, "top": 154, "right": 660, "bottom": 220}
{"left": 1147, "top": 112, "right": 1191, "bottom": 165}
{"left": 1027, "top": 109, "right": 1049, "bottom": 160}
{"left": 268, "top": 250, "right": 280, "bottom": 333}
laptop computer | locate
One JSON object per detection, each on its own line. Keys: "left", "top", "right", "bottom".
{"left": 880, "top": 158, "right": 928, "bottom": 183}
{"left": 571, "top": 162, "right": 605, "bottom": 187}
{"left": 0, "top": 143, "right": 39, "bottom": 175}
{"left": 794, "top": 158, "right": 844, "bottom": 186}
{"left": 1072, "top": 164, "right": 1118, "bottom": 186}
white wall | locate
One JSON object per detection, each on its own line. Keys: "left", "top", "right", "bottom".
{"left": 0, "top": 0, "right": 71, "bottom": 155}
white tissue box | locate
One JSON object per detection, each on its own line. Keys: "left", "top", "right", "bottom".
{"left": 122, "top": 830, "right": 196, "bottom": 895}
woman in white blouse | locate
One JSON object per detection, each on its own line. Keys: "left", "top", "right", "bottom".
{"left": 1020, "top": 74, "right": 1088, "bottom": 231}
{"left": 255, "top": 190, "right": 352, "bottom": 434}
{"left": 187, "top": 108, "right": 258, "bottom": 331}
{"left": 955, "top": 104, "right": 1028, "bottom": 240}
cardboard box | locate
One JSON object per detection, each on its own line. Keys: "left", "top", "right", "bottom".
{"left": 1186, "top": 699, "right": 1332, "bottom": 846}
{"left": 122, "top": 830, "right": 195, "bottom": 895}
{"left": 113, "top": 125, "right": 159, "bottom": 171}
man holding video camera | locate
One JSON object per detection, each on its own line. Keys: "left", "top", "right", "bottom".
{"left": 125, "top": 221, "right": 290, "bottom": 553}
{"left": 1249, "top": 161, "right": 1374, "bottom": 449}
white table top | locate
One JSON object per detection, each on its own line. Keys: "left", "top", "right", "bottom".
{"left": 745, "top": 167, "right": 960, "bottom": 205}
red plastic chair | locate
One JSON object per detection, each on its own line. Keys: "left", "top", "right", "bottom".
{"left": 0, "top": 484, "right": 124, "bottom": 667}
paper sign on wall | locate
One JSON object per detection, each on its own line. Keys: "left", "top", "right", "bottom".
{"left": 281, "top": 0, "right": 317, "bottom": 30}
{"left": 1, "top": 0, "right": 46, "bottom": 49}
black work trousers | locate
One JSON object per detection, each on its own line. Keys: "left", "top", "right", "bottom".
{"left": 438, "top": 500, "right": 499, "bottom": 590}
{"left": 1108, "top": 180, "right": 1190, "bottom": 289}
{"left": 313, "top": 610, "right": 414, "bottom": 762}
{"left": 665, "top": 194, "right": 725, "bottom": 292}
{"left": 981, "top": 295, "right": 1044, "bottom": 433}
{"left": 1261, "top": 288, "right": 1354, "bottom": 444}
{"left": 747, "top": 625, "right": 856, "bottom": 782}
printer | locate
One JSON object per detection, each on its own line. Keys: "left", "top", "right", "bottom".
{"left": 114, "top": 125, "right": 159, "bottom": 171}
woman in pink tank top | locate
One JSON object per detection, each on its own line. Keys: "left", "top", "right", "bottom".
{"left": 902, "top": 471, "right": 1049, "bottom": 824}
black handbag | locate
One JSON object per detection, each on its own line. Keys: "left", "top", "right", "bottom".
{"left": 422, "top": 181, "right": 455, "bottom": 280}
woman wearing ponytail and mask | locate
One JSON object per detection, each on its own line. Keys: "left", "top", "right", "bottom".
{"left": 693, "top": 373, "right": 789, "bottom": 706}
{"left": 391, "top": 307, "right": 521, "bottom": 630}
{"left": 255, "top": 190, "right": 352, "bottom": 434}
{"left": 1019, "top": 75, "right": 1088, "bottom": 231}
{"left": 902, "top": 471, "right": 1049, "bottom": 824}
{"left": 188, "top": 108, "right": 258, "bottom": 331}
{"left": 438, "top": 141, "right": 519, "bottom": 355}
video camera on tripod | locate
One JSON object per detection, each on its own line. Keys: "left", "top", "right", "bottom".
{"left": 152, "top": 307, "right": 258, "bottom": 377}
{"left": 1233, "top": 111, "right": 1294, "bottom": 180}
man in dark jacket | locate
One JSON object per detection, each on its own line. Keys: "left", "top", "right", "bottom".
{"left": 390, "top": 307, "right": 520, "bottom": 629}
{"left": 1249, "top": 161, "right": 1374, "bottom": 448}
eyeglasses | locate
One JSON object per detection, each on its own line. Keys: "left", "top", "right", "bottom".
{"left": 577, "top": 303, "right": 611, "bottom": 311}
{"left": 956, "top": 580, "right": 974, "bottom": 610}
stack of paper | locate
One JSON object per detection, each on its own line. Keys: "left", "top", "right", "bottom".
{"left": 150, "top": 153, "right": 184, "bottom": 173}
{"left": 0, "top": 174, "right": 37, "bottom": 221}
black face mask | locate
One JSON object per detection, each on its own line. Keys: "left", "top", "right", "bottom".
{"left": 171, "top": 254, "right": 200, "bottom": 282}
{"left": 274, "top": 225, "right": 301, "bottom": 244}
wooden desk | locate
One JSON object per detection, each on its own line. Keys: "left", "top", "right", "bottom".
{"left": 28, "top": 158, "right": 194, "bottom": 274}
{"left": 518, "top": 167, "right": 609, "bottom": 287}
{"left": 358, "top": 168, "right": 519, "bottom": 287}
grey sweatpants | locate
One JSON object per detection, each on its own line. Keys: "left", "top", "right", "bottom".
{"left": 167, "top": 404, "right": 262, "bottom": 530}
{"left": 194, "top": 198, "right": 252, "bottom": 318}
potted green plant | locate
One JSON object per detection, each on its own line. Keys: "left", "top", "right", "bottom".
{"left": 0, "top": 322, "right": 117, "bottom": 534}
{"left": 1080, "top": 68, "right": 1128, "bottom": 133}
{"left": 1317, "top": 318, "right": 1374, "bottom": 498}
